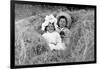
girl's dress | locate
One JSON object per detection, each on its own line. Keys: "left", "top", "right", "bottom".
{"left": 42, "top": 31, "right": 66, "bottom": 50}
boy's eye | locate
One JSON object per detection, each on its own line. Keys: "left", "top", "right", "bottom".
{"left": 50, "top": 26, "right": 53, "bottom": 28}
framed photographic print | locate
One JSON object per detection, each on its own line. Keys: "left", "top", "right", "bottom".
{"left": 10, "top": 0, "right": 96, "bottom": 69}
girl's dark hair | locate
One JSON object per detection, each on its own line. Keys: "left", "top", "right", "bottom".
{"left": 45, "top": 26, "right": 48, "bottom": 31}
{"left": 57, "top": 16, "right": 68, "bottom": 27}
{"left": 44, "top": 23, "right": 56, "bottom": 31}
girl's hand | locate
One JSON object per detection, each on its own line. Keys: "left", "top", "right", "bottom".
{"left": 50, "top": 42, "right": 57, "bottom": 45}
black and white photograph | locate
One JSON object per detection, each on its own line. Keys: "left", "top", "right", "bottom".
{"left": 11, "top": 0, "right": 96, "bottom": 68}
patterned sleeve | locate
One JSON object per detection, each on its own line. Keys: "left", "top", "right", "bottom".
{"left": 64, "top": 28, "right": 72, "bottom": 38}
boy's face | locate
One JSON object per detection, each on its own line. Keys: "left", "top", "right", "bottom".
{"left": 59, "top": 18, "right": 66, "bottom": 28}
{"left": 47, "top": 23, "right": 55, "bottom": 33}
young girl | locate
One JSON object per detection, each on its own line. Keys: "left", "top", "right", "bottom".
{"left": 41, "top": 14, "right": 66, "bottom": 51}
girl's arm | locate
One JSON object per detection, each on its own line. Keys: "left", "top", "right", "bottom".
{"left": 64, "top": 29, "right": 72, "bottom": 38}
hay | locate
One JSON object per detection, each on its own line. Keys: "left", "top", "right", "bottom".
{"left": 15, "top": 4, "right": 95, "bottom": 65}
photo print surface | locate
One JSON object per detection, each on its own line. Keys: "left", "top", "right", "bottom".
{"left": 11, "top": 0, "right": 96, "bottom": 68}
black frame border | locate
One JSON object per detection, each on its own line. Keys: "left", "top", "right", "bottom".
{"left": 10, "top": 0, "right": 97, "bottom": 69}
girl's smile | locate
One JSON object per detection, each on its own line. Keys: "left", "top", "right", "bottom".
{"left": 47, "top": 23, "right": 55, "bottom": 33}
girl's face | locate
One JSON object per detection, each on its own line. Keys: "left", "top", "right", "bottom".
{"left": 59, "top": 18, "right": 66, "bottom": 28}
{"left": 47, "top": 23, "right": 55, "bottom": 33}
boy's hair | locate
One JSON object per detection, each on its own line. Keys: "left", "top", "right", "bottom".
{"left": 44, "top": 23, "right": 56, "bottom": 31}
{"left": 57, "top": 16, "right": 68, "bottom": 27}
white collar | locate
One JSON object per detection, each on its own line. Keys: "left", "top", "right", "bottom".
{"left": 58, "top": 27, "right": 64, "bottom": 31}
